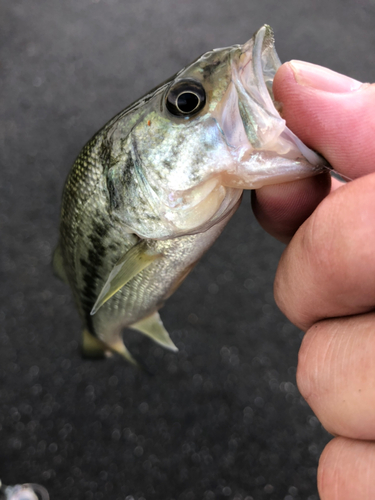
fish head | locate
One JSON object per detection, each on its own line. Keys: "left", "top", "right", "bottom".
{"left": 106, "top": 25, "right": 326, "bottom": 239}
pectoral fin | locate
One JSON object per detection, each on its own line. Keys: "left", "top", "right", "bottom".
{"left": 91, "top": 241, "right": 162, "bottom": 315}
{"left": 130, "top": 311, "right": 178, "bottom": 352}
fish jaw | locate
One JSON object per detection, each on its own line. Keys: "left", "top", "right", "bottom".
{"left": 212, "top": 25, "right": 327, "bottom": 189}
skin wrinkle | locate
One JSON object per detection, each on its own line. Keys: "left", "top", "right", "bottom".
{"left": 351, "top": 441, "right": 363, "bottom": 498}
{"left": 351, "top": 317, "right": 375, "bottom": 439}
{"left": 319, "top": 441, "right": 343, "bottom": 500}
{"left": 298, "top": 206, "right": 325, "bottom": 326}
{"left": 338, "top": 323, "right": 351, "bottom": 392}
{"left": 275, "top": 176, "right": 375, "bottom": 332}
{"left": 312, "top": 324, "right": 337, "bottom": 403}
{"left": 324, "top": 326, "right": 340, "bottom": 404}
{"left": 318, "top": 438, "right": 372, "bottom": 500}
{"left": 317, "top": 439, "right": 327, "bottom": 499}
{"left": 275, "top": 192, "right": 336, "bottom": 329}
{"left": 317, "top": 443, "right": 325, "bottom": 497}
{"left": 306, "top": 190, "right": 354, "bottom": 295}
{"left": 333, "top": 438, "right": 346, "bottom": 500}
{"left": 302, "top": 315, "right": 375, "bottom": 440}
{"left": 297, "top": 324, "right": 322, "bottom": 402}
{"left": 318, "top": 437, "right": 343, "bottom": 500}
{"left": 363, "top": 441, "right": 374, "bottom": 498}
{"left": 365, "top": 442, "right": 371, "bottom": 499}
{"left": 275, "top": 205, "right": 331, "bottom": 330}
{"left": 367, "top": 440, "right": 375, "bottom": 497}
{"left": 274, "top": 223, "right": 313, "bottom": 328}
{"left": 333, "top": 325, "right": 354, "bottom": 435}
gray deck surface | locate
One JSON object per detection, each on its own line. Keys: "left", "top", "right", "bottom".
{"left": 1, "top": 1, "right": 375, "bottom": 499}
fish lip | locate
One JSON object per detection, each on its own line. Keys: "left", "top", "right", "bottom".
{"left": 233, "top": 25, "right": 328, "bottom": 167}
{"left": 251, "top": 25, "right": 281, "bottom": 111}
{"left": 213, "top": 25, "right": 287, "bottom": 157}
{"left": 236, "top": 24, "right": 282, "bottom": 124}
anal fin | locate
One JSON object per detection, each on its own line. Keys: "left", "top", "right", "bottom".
{"left": 130, "top": 312, "right": 178, "bottom": 352}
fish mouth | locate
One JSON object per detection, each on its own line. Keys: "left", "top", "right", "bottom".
{"left": 213, "top": 24, "right": 327, "bottom": 188}
{"left": 239, "top": 24, "right": 282, "bottom": 138}
{"left": 242, "top": 25, "right": 326, "bottom": 165}
{"left": 238, "top": 25, "right": 326, "bottom": 163}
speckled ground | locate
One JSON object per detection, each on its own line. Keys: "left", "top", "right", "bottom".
{"left": 1, "top": 1, "right": 375, "bottom": 499}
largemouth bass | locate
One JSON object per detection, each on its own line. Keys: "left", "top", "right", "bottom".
{"left": 54, "top": 25, "right": 325, "bottom": 364}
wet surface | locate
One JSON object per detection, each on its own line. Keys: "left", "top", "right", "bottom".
{"left": 1, "top": 1, "right": 375, "bottom": 498}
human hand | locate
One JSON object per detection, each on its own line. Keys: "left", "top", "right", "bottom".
{"left": 253, "top": 61, "right": 375, "bottom": 499}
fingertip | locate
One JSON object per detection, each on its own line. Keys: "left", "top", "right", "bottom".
{"left": 318, "top": 437, "right": 375, "bottom": 500}
{"left": 273, "top": 62, "right": 375, "bottom": 179}
{"left": 251, "top": 172, "right": 331, "bottom": 243}
{"left": 273, "top": 62, "right": 296, "bottom": 99}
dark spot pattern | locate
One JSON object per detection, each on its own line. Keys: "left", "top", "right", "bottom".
{"left": 122, "top": 154, "right": 135, "bottom": 185}
{"left": 79, "top": 217, "right": 109, "bottom": 335}
{"left": 201, "top": 59, "right": 221, "bottom": 78}
{"left": 107, "top": 152, "right": 135, "bottom": 211}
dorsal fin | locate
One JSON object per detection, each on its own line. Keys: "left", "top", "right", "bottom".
{"left": 91, "top": 241, "right": 162, "bottom": 315}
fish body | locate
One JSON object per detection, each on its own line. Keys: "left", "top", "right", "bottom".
{"left": 54, "top": 26, "right": 325, "bottom": 363}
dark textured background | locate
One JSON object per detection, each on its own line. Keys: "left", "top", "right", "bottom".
{"left": 1, "top": 1, "right": 375, "bottom": 499}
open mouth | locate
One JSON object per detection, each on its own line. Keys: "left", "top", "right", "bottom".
{"left": 233, "top": 25, "right": 327, "bottom": 166}
{"left": 209, "top": 25, "right": 328, "bottom": 190}
{"left": 240, "top": 24, "right": 281, "bottom": 122}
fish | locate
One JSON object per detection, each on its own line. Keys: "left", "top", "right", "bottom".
{"left": 53, "top": 25, "right": 326, "bottom": 364}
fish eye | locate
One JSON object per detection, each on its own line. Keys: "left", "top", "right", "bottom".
{"left": 166, "top": 79, "right": 206, "bottom": 117}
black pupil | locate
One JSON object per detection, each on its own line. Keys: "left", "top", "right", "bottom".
{"left": 177, "top": 92, "right": 199, "bottom": 113}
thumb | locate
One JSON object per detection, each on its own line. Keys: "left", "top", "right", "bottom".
{"left": 273, "top": 61, "right": 375, "bottom": 179}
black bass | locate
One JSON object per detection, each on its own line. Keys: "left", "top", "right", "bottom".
{"left": 54, "top": 25, "right": 325, "bottom": 364}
